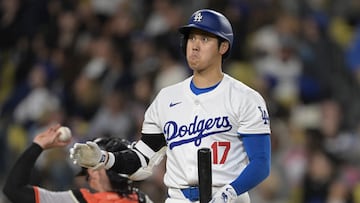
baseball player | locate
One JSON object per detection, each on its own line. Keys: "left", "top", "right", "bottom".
{"left": 70, "top": 9, "right": 271, "bottom": 203}
{"left": 2, "top": 124, "right": 152, "bottom": 203}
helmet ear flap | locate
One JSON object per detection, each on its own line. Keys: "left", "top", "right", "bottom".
{"left": 180, "top": 34, "right": 188, "bottom": 56}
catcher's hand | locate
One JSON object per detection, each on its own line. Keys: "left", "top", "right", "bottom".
{"left": 70, "top": 141, "right": 109, "bottom": 170}
{"left": 209, "top": 185, "right": 237, "bottom": 203}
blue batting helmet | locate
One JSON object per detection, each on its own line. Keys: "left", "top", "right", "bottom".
{"left": 179, "top": 9, "right": 234, "bottom": 59}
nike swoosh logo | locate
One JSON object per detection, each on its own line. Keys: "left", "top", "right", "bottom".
{"left": 169, "top": 102, "right": 182, "bottom": 107}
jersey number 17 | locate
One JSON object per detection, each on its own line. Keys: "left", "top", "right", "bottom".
{"left": 211, "top": 141, "right": 230, "bottom": 164}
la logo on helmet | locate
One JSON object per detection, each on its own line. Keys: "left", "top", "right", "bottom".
{"left": 193, "top": 12, "right": 203, "bottom": 22}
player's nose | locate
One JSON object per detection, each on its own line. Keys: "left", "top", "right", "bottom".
{"left": 190, "top": 41, "right": 200, "bottom": 51}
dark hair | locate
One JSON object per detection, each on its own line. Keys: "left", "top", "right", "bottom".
{"left": 180, "top": 31, "right": 230, "bottom": 64}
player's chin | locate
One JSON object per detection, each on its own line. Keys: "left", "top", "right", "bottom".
{"left": 187, "top": 56, "right": 200, "bottom": 65}
{"left": 187, "top": 61, "right": 200, "bottom": 70}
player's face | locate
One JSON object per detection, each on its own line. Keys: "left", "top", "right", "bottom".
{"left": 87, "top": 168, "right": 112, "bottom": 192}
{"left": 186, "top": 29, "right": 224, "bottom": 72}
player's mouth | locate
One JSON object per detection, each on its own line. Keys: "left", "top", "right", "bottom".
{"left": 188, "top": 57, "right": 199, "bottom": 67}
{"left": 188, "top": 53, "right": 200, "bottom": 61}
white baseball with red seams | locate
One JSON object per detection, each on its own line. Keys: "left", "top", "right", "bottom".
{"left": 57, "top": 126, "right": 72, "bottom": 141}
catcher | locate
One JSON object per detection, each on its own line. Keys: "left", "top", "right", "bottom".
{"left": 2, "top": 124, "right": 152, "bottom": 203}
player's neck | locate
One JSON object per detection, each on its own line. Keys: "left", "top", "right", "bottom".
{"left": 192, "top": 69, "right": 224, "bottom": 88}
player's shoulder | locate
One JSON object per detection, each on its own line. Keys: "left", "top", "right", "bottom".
{"left": 223, "top": 74, "right": 266, "bottom": 102}
{"left": 224, "top": 74, "right": 260, "bottom": 94}
{"left": 156, "top": 76, "right": 192, "bottom": 95}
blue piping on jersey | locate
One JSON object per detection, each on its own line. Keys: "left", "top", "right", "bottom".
{"left": 239, "top": 133, "right": 270, "bottom": 137}
{"left": 230, "top": 133, "right": 271, "bottom": 195}
{"left": 190, "top": 80, "right": 220, "bottom": 95}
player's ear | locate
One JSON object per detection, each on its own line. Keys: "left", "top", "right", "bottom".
{"left": 219, "top": 41, "right": 229, "bottom": 55}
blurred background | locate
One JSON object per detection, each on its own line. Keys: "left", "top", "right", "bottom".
{"left": 1, "top": 0, "right": 360, "bottom": 202}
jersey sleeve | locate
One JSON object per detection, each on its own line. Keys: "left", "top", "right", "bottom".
{"left": 34, "top": 187, "right": 80, "bottom": 203}
{"left": 142, "top": 92, "right": 163, "bottom": 134}
{"left": 111, "top": 90, "right": 168, "bottom": 178}
{"left": 237, "top": 91, "right": 271, "bottom": 135}
{"left": 3, "top": 143, "right": 42, "bottom": 203}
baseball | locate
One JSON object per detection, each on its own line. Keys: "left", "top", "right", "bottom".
{"left": 57, "top": 126, "right": 72, "bottom": 142}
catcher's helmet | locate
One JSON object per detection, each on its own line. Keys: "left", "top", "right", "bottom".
{"left": 76, "top": 137, "right": 134, "bottom": 195}
{"left": 76, "top": 137, "right": 131, "bottom": 177}
{"left": 94, "top": 137, "right": 131, "bottom": 152}
{"left": 179, "top": 9, "right": 234, "bottom": 59}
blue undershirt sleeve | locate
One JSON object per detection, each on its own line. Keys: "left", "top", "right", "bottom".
{"left": 230, "top": 134, "right": 271, "bottom": 195}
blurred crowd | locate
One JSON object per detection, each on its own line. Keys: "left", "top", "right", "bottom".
{"left": 1, "top": 0, "right": 360, "bottom": 202}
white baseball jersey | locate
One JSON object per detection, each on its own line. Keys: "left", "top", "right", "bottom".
{"left": 141, "top": 73, "right": 271, "bottom": 189}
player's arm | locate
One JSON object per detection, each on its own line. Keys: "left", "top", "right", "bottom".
{"left": 3, "top": 142, "right": 42, "bottom": 203}
{"left": 210, "top": 133, "right": 271, "bottom": 202}
{"left": 70, "top": 133, "right": 167, "bottom": 180}
{"left": 70, "top": 91, "right": 167, "bottom": 180}
{"left": 226, "top": 92, "right": 271, "bottom": 194}
{"left": 111, "top": 133, "right": 167, "bottom": 180}
{"left": 3, "top": 125, "right": 76, "bottom": 203}
{"left": 230, "top": 133, "right": 271, "bottom": 194}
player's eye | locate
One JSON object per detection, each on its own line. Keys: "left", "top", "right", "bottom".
{"left": 188, "top": 35, "right": 196, "bottom": 41}
{"left": 188, "top": 36, "right": 209, "bottom": 42}
{"left": 201, "top": 37, "right": 209, "bottom": 42}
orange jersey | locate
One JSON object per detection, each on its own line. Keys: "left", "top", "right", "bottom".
{"left": 80, "top": 189, "right": 139, "bottom": 203}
